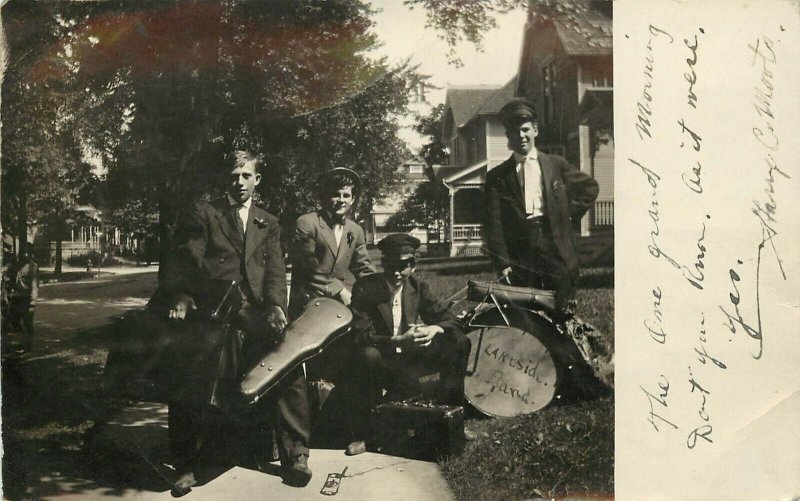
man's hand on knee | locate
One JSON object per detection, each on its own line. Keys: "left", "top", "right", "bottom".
{"left": 169, "top": 294, "right": 197, "bottom": 320}
{"left": 266, "top": 306, "right": 288, "bottom": 334}
{"left": 410, "top": 325, "right": 443, "bottom": 348}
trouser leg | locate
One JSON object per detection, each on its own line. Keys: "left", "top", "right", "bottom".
{"left": 437, "top": 334, "right": 471, "bottom": 405}
{"left": 331, "top": 346, "right": 387, "bottom": 440}
{"left": 274, "top": 366, "right": 311, "bottom": 461}
{"left": 21, "top": 305, "right": 34, "bottom": 351}
{"left": 516, "top": 223, "right": 577, "bottom": 316}
{"left": 168, "top": 400, "right": 203, "bottom": 470}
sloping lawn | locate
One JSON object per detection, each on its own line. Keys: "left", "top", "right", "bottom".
{"left": 415, "top": 260, "right": 614, "bottom": 500}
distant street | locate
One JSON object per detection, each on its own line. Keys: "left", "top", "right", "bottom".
{"left": 32, "top": 271, "right": 158, "bottom": 350}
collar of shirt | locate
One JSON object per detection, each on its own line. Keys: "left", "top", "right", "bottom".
{"left": 513, "top": 150, "right": 538, "bottom": 165}
{"left": 227, "top": 194, "right": 252, "bottom": 210}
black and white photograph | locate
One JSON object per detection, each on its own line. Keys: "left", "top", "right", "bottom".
{"left": 0, "top": 0, "right": 638, "bottom": 499}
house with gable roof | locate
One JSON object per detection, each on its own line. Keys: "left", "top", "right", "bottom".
{"left": 437, "top": 78, "right": 517, "bottom": 256}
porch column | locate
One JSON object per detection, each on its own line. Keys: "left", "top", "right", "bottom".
{"left": 578, "top": 123, "right": 592, "bottom": 237}
{"left": 448, "top": 185, "right": 456, "bottom": 257}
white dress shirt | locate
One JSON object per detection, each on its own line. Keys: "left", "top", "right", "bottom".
{"left": 514, "top": 151, "right": 544, "bottom": 218}
{"left": 391, "top": 283, "right": 404, "bottom": 352}
{"left": 333, "top": 223, "right": 344, "bottom": 248}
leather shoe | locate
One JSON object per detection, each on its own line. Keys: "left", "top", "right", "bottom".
{"left": 171, "top": 470, "right": 196, "bottom": 497}
{"left": 283, "top": 454, "right": 312, "bottom": 487}
{"left": 345, "top": 440, "right": 366, "bottom": 456}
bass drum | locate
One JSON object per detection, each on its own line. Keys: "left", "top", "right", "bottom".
{"left": 464, "top": 309, "right": 561, "bottom": 417}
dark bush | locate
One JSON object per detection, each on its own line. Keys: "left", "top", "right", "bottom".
{"left": 65, "top": 251, "right": 123, "bottom": 267}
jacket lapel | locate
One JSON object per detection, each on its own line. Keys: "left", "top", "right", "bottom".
{"left": 214, "top": 199, "right": 244, "bottom": 251}
{"left": 244, "top": 207, "right": 266, "bottom": 263}
{"left": 504, "top": 157, "right": 526, "bottom": 213}
{"left": 377, "top": 280, "right": 394, "bottom": 336}
{"left": 334, "top": 220, "right": 355, "bottom": 264}
{"left": 402, "top": 278, "right": 419, "bottom": 328}
{"left": 317, "top": 213, "right": 340, "bottom": 258}
{"left": 538, "top": 152, "right": 556, "bottom": 213}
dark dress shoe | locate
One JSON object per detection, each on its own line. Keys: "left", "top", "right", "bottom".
{"left": 171, "top": 470, "right": 197, "bottom": 497}
{"left": 345, "top": 440, "right": 366, "bottom": 456}
{"left": 283, "top": 454, "right": 312, "bottom": 487}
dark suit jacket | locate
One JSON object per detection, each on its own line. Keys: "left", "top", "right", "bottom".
{"left": 289, "top": 211, "right": 373, "bottom": 317}
{"left": 484, "top": 151, "right": 598, "bottom": 272}
{"left": 168, "top": 197, "right": 288, "bottom": 315}
{"left": 349, "top": 273, "right": 461, "bottom": 352}
{"left": 151, "top": 197, "right": 288, "bottom": 409}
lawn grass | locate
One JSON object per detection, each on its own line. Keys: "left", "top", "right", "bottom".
{"left": 414, "top": 258, "right": 614, "bottom": 500}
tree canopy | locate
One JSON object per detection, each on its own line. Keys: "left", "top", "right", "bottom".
{"left": 2, "top": 0, "right": 420, "bottom": 278}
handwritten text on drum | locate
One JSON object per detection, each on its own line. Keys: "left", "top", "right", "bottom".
{"left": 473, "top": 342, "right": 550, "bottom": 405}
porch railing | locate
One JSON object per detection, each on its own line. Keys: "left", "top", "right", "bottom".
{"left": 592, "top": 201, "right": 614, "bottom": 227}
{"left": 452, "top": 224, "right": 482, "bottom": 240}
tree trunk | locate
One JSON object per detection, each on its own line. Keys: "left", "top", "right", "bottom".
{"left": 54, "top": 238, "right": 62, "bottom": 277}
{"left": 157, "top": 196, "right": 179, "bottom": 284}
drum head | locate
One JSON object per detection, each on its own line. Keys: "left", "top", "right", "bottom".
{"left": 465, "top": 326, "right": 557, "bottom": 417}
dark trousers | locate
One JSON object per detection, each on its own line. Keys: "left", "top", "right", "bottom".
{"left": 168, "top": 365, "right": 310, "bottom": 470}
{"left": 509, "top": 220, "right": 576, "bottom": 315}
{"left": 9, "top": 295, "right": 34, "bottom": 350}
{"left": 328, "top": 333, "right": 470, "bottom": 440}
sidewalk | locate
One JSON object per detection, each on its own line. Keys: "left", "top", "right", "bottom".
{"left": 70, "top": 401, "right": 455, "bottom": 501}
{"left": 39, "top": 264, "right": 159, "bottom": 284}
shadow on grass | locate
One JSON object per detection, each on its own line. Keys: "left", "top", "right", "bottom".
{"left": 444, "top": 396, "right": 614, "bottom": 500}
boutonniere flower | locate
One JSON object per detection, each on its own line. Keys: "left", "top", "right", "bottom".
{"left": 254, "top": 217, "right": 267, "bottom": 229}
{"left": 552, "top": 180, "right": 563, "bottom": 192}
{"left": 347, "top": 231, "right": 354, "bottom": 246}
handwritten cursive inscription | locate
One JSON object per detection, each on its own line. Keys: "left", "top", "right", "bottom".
{"left": 683, "top": 28, "right": 704, "bottom": 108}
{"left": 686, "top": 366, "right": 713, "bottom": 449}
{"left": 635, "top": 25, "right": 675, "bottom": 140}
{"left": 644, "top": 286, "right": 667, "bottom": 344}
{"left": 641, "top": 375, "right": 678, "bottom": 432}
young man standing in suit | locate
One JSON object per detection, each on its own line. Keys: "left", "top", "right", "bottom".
{"left": 484, "top": 99, "right": 599, "bottom": 319}
{"left": 341, "top": 234, "right": 470, "bottom": 455}
{"left": 165, "top": 151, "right": 311, "bottom": 495}
{"left": 288, "top": 168, "right": 374, "bottom": 319}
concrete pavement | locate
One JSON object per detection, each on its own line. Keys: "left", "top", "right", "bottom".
{"left": 76, "top": 401, "right": 454, "bottom": 501}
{"left": 18, "top": 266, "right": 457, "bottom": 500}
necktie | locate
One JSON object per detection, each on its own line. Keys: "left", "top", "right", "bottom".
{"left": 523, "top": 157, "right": 539, "bottom": 215}
{"left": 232, "top": 205, "right": 245, "bottom": 237}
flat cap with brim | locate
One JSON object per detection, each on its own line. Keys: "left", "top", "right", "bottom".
{"left": 323, "top": 167, "right": 361, "bottom": 188}
{"left": 498, "top": 98, "right": 538, "bottom": 129}
{"left": 377, "top": 233, "right": 420, "bottom": 260}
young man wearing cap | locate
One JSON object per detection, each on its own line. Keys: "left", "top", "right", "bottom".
{"left": 484, "top": 98, "right": 599, "bottom": 319}
{"left": 289, "top": 168, "right": 374, "bottom": 319}
{"left": 339, "top": 233, "right": 470, "bottom": 455}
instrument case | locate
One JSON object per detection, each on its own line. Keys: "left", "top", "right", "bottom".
{"left": 370, "top": 399, "right": 465, "bottom": 461}
{"left": 240, "top": 297, "right": 352, "bottom": 402}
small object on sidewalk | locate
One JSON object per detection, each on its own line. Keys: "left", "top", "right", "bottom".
{"left": 345, "top": 440, "right": 366, "bottom": 456}
{"left": 320, "top": 466, "right": 347, "bottom": 496}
